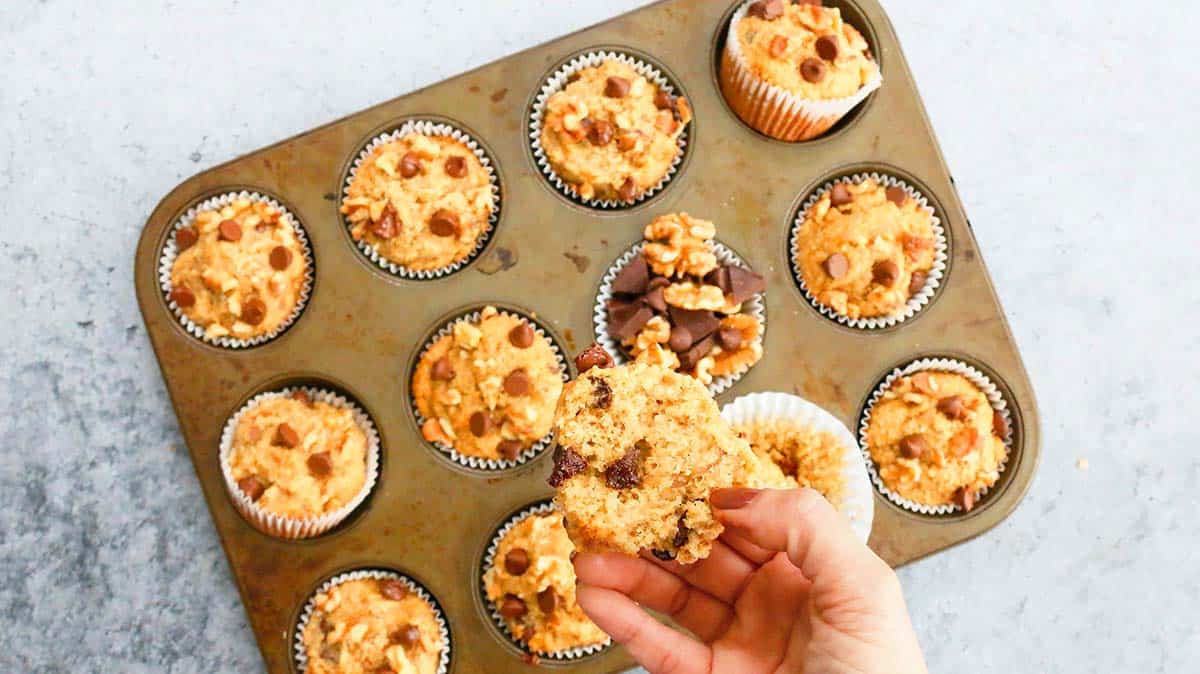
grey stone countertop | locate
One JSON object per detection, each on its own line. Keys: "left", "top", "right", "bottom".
{"left": 1, "top": 1, "right": 1196, "bottom": 671}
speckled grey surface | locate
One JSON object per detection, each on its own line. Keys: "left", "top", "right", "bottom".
{"left": 2, "top": 1, "right": 1197, "bottom": 672}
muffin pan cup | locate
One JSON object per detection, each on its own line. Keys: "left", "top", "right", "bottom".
{"left": 134, "top": 1, "right": 1040, "bottom": 672}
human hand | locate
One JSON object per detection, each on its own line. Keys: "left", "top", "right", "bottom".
{"left": 572, "top": 488, "right": 928, "bottom": 674}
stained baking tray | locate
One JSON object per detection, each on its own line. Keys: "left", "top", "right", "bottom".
{"left": 133, "top": 1, "right": 1041, "bottom": 671}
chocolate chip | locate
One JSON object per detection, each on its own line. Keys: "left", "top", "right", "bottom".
{"left": 829, "top": 182, "right": 853, "bottom": 206}
{"left": 993, "top": 410, "right": 1010, "bottom": 438}
{"left": 937, "top": 395, "right": 967, "bottom": 420}
{"left": 498, "top": 439, "right": 523, "bottom": 460}
{"left": 574, "top": 344, "right": 614, "bottom": 373}
{"left": 469, "top": 411, "right": 493, "bottom": 437}
{"left": 169, "top": 286, "right": 195, "bottom": 308}
{"left": 955, "top": 486, "right": 977, "bottom": 512}
{"left": 444, "top": 155, "right": 467, "bottom": 178}
{"left": 617, "top": 131, "right": 638, "bottom": 152}
{"left": 604, "top": 76, "right": 631, "bottom": 98}
{"left": 503, "top": 369, "right": 531, "bottom": 397}
{"left": 429, "top": 209, "right": 459, "bottom": 237}
{"left": 608, "top": 301, "right": 654, "bottom": 340}
{"left": 908, "top": 270, "right": 928, "bottom": 297}
{"left": 704, "top": 266, "right": 732, "bottom": 294}
{"left": 651, "top": 549, "right": 675, "bottom": 561}
{"left": 508, "top": 322, "right": 536, "bottom": 348}
{"left": 400, "top": 152, "right": 421, "bottom": 178}
{"left": 605, "top": 444, "right": 643, "bottom": 489}
{"left": 823, "top": 253, "right": 849, "bottom": 279}
{"left": 537, "top": 587, "right": 558, "bottom": 613}
{"left": 815, "top": 34, "right": 839, "bottom": 61}
{"left": 241, "top": 297, "right": 267, "bottom": 326}
{"left": 237, "top": 476, "right": 265, "bottom": 502}
{"left": 769, "top": 34, "right": 789, "bottom": 58}
{"left": 269, "top": 246, "right": 293, "bottom": 270}
{"left": 672, "top": 515, "right": 689, "bottom": 548}
{"left": 653, "top": 90, "right": 675, "bottom": 111}
{"left": 886, "top": 186, "right": 908, "bottom": 206}
{"left": 644, "top": 286, "right": 667, "bottom": 313}
{"left": 392, "top": 624, "right": 421, "bottom": 647}
{"left": 175, "top": 227, "right": 198, "bottom": 250}
{"left": 306, "top": 452, "right": 333, "bottom": 478}
{"left": 668, "top": 325, "right": 693, "bottom": 353}
{"left": 372, "top": 204, "right": 399, "bottom": 239}
{"left": 588, "top": 119, "right": 614, "bottom": 146}
{"left": 899, "top": 434, "right": 928, "bottom": 459}
{"left": 872, "top": 259, "right": 900, "bottom": 287}
{"left": 548, "top": 447, "right": 588, "bottom": 487}
{"left": 612, "top": 255, "right": 650, "bottom": 295}
{"left": 431, "top": 356, "right": 455, "bottom": 381}
{"left": 678, "top": 335, "right": 716, "bottom": 372}
{"left": 725, "top": 266, "right": 766, "bottom": 304}
{"left": 716, "top": 326, "right": 742, "bottom": 351}
{"left": 291, "top": 390, "right": 312, "bottom": 406}
{"left": 667, "top": 306, "right": 720, "bottom": 342}
{"left": 218, "top": 219, "right": 242, "bottom": 242}
{"left": 379, "top": 579, "right": 408, "bottom": 601}
{"left": 591, "top": 377, "right": 612, "bottom": 409}
{"left": 499, "top": 594, "right": 527, "bottom": 619}
{"left": 747, "top": 0, "right": 784, "bottom": 20}
{"left": 618, "top": 177, "right": 638, "bottom": 203}
{"left": 800, "top": 58, "right": 827, "bottom": 83}
{"left": 504, "top": 548, "right": 530, "bottom": 575}
{"left": 273, "top": 423, "right": 300, "bottom": 448}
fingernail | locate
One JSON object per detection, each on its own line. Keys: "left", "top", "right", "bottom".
{"left": 710, "top": 488, "right": 760, "bottom": 510}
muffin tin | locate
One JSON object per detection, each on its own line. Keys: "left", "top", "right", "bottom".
{"left": 133, "top": 1, "right": 1041, "bottom": 672}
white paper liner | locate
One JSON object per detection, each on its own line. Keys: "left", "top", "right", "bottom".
{"left": 529, "top": 50, "right": 690, "bottom": 209}
{"left": 722, "top": 392, "right": 874, "bottom": 543}
{"left": 594, "top": 240, "right": 767, "bottom": 396}
{"left": 410, "top": 308, "right": 568, "bottom": 472}
{"left": 720, "top": 1, "right": 882, "bottom": 142}
{"left": 157, "top": 191, "right": 314, "bottom": 348}
{"left": 219, "top": 386, "right": 380, "bottom": 539}
{"left": 790, "top": 172, "right": 949, "bottom": 329}
{"left": 479, "top": 501, "right": 613, "bottom": 661}
{"left": 857, "top": 358, "right": 1014, "bottom": 516}
{"left": 341, "top": 119, "right": 501, "bottom": 279}
{"left": 293, "top": 569, "right": 451, "bottom": 674}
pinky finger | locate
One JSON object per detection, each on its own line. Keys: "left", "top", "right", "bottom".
{"left": 576, "top": 584, "right": 712, "bottom": 674}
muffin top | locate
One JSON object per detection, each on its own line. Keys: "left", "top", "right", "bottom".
{"left": 301, "top": 577, "right": 443, "bottom": 674}
{"left": 228, "top": 392, "right": 368, "bottom": 519}
{"left": 341, "top": 132, "right": 493, "bottom": 272}
{"left": 539, "top": 59, "right": 691, "bottom": 203}
{"left": 865, "top": 371, "right": 1008, "bottom": 510}
{"left": 733, "top": 419, "right": 847, "bottom": 507}
{"left": 733, "top": 0, "right": 878, "bottom": 100}
{"left": 169, "top": 197, "right": 307, "bottom": 340}
{"left": 795, "top": 178, "right": 936, "bottom": 320}
{"left": 483, "top": 512, "right": 608, "bottom": 655}
{"left": 412, "top": 307, "right": 563, "bottom": 461}
{"left": 607, "top": 213, "right": 765, "bottom": 386}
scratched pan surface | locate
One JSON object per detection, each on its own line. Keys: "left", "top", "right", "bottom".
{"left": 133, "top": 0, "right": 1041, "bottom": 671}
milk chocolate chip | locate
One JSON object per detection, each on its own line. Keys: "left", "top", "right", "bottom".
{"left": 498, "top": 439, "right": 523, "bottom": 460}
{"left": 955, "top": 486, "right": 977, "bottom": 512}
{"left": 899, "top": 434, "right": 928, "bottom": 459}
{"left": 307, "top": 452, "right": 333, "bottom": 478}
{"left": 431, "top": 356, "right": 455, "bottom": 381}
{"left": 499, "top": 594, "right": 527, "bottom": 619}
{"left": 872, "top": 259, "right": 900, "bottom": 287}
{"left": 508, "top": 322, "right": 536, "bottom": 348}
{"left": 503, "top": 369, "right": 531, "bottom": 397}
{"left": 823, "top": 253, "right": 849, "bottom": 279}
{"left": 537, "top": 587, "right": 558, "bottom": 613}
{"left": 937, "top": 395, "right": 967, "bottom": 420}
{"left": 392, "top": 625, "right": 421, "bottom": 647}
{"left": 829, "top": 182, "right": 853, "bottom": 206}
{"left": 605, "top": 444, "right": 643, "bottom": 489}
{"left": 548, "top": 447, "right": 588, "bottom": 487}
{"left": 618, "top": 177, "right": 638, "bottom": 203}
{"left": 218, "top": 219, "right": 242, "bottom": 242}
{"left": 372, "top": 204, "right": 399, "bottom": 239}
{"left": 908, "top": 270, "right": 928, "bottom": 297}
{"left": 175, "top": 227, "right": 198, "bottom": 250}
{"left": 800, "top": 58, "right": 827, "bottom": 83}
{"left": 379, "top": 579, "right": 408, "bottom": 601}
{"left": 169, "top": 287, "right": 195, "bottom": 308}
{"left": 273, "top": 423, "right": 300, "bottom": 448}
{"left": 291, "top": 390, "right": 312, "bottom": 406}
{"left": 444, "top": 155, "right": 467, "bottom": 178}
{"left": 993, "top": 410, "right": 1010, "bottom": 438}
{"left": 469, "top": 411, "right": 493, "bottom": 437}
{"left": 588, "top": 119, "right": 614, "bottom": 146}
{"left": 611, "top": 255, "right": 650, "bottom": 295}
{"left": 815, "top": 34, "right": 839, "bottom": 61}
{"left": 886, "top": 185, "right": 908, "bottom": 206}
{"left": 429, "top": 209, "right": 459, "bottom": 237}
{"left": 591, "top": 377, "right": 613, "bottom": 409}
{"left": 237, "top": 476, "right": 265, "bottom": 502}
{"left": 504, "top": 548, "right": 530, "bottom": 575}
{"left": 654, "top": 90, "right": 675, "bottom": 111}
{"left": 269, "top": 246, "right": 293, "bottom": 270}
{"left": 400, "top": 152, "right": 421, "bottom": 178}
{"left": 604, "top": 76, "right": 631, "bottom": 98}
{"left": 716, "top": 326, "right": 742, "bottom": 351}
{"left": 574, "top": 344, "right": 614, "bottom": 372}
{"left": 747, "top": 0, "right": 784, "bottom": 20}
{"left": 668, "top": 325, "right": 693, "bottom": 353}
{"left": 241, "top": 298, "right": 267, "bottom": 326}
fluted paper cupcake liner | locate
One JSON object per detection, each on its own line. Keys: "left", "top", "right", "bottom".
{"left": 529, "top": 50, "right": 689, "bottom": 209}
{"left": 341, "top": 119, "right": 501, "bottom": 279}
{"left": 158, "top": 191, "right": 314, "bottom": 348}
{"left": 720, "top": 1, "right": 882, "bottom": 141}
{"left": 790, "top": 172, "right": 948, "bottom": 329}
{"left": 857, "top": 358, "right": 1014, "bottom": 515}
{"left": 219, "top": 386, "right": 380, "bottom": 539}
{"left": 410, "top": 308, "right": 568, "bottom": 472}
{"left": 293, "top": 568, "right": 451, "bottom": 674}
{"left": 594, "top": 240, "right": 767, "bottom": 396}
{"left": 478, "top": 500, "right": 613, "bottom": 661}
{"left": 722, "top": 392, "right": 874, "bottom": 542}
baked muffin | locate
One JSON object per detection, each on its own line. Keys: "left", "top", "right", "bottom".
{"left": 734, "top": 419, "right": 850, "bottom": 507}
{"left": 168, "top": 196, "right": 308, "bottom": 341}
{"left": 549, "top": 347, "right": 773, "bottom": 563}
{"left": 720, "top": 0, "right": 881, "bottom": 141}
{"left": 483, "top": 509, "right": 608, "bottom": 655}
{"left": 412, "top": 307, "right": 563, "bottom": 463}
{"left": 341, "top": 130, "right": 494, "bottom": 272}
{"left": 865, "top": 371, "right": 1008, "bottom": 511}
{"left": 538, "top": 58, "right": 691, "bottom": 204}
{"left": 226, "top": 391, "right": 369, "bottom": 523}
{"left": 300, "top": 575, "right": 444, "bottom": 674}
{"left": 603, "top": 213, "right": 765, "bottom": 389}
{"left": 794, "top": 177, "right": 936, "bottom": 321}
